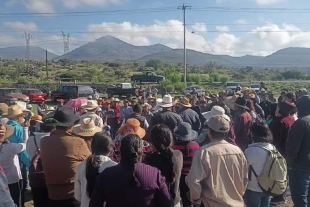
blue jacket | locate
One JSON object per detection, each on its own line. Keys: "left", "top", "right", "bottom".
{"left": 7, "top": 120, "right": 30, "bottom": 168}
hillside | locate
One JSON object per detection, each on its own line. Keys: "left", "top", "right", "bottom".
{"left": 1, "top": 36, "right": 310, "bottom": 68}
{"left": 57, "top": 35, "right": 172, "bottom": 61}
{"left": 0, "top": 46, "right": 58, "bottom": 61}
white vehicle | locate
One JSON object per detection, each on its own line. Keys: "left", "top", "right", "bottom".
{"left": 224, "top": 82, "right": 240, "bottom": 94}
{"left": 250, "top": 83, "right": 261, "bottom": 93}
{"left": 184, "top": 86, "right": 205, "bottom": 97}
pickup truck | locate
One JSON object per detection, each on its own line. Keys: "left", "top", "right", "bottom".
{"left": 106, "top": 83, "right": 138, "bottom": 98}
{"left": 130, "top": 72, "right": 165, "bottom": 84}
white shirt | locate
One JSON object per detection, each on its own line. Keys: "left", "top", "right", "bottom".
{"left": 244, "top": 142, "right": 273, "bottom": 192}
{"left": 26, "top": 132, "right": 50, "bottom": 161}
{"left": 74, "top": 156, "right": 117, "bottom": 207}
{"left": 0, "top": 143, "right": 26, "bottom": 184}
{"left": 81, "top": 112, "right": 104, "bottom": 129}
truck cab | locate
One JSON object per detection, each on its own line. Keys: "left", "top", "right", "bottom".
{"left": 107, "top": 83, "right": 137, "bottom": 98}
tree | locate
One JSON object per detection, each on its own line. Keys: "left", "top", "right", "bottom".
{"left": 145, "top": 59, "right": 163, "bottom": 70}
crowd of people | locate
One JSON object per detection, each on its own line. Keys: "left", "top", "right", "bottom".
{"left": 0, "top": 85, "right": 310, "bottom": 207}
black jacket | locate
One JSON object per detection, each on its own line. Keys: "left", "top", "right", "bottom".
{"left": 259, "top": 101, "right": 272, "bottom": 119}
{"left": 149, "top": 110, "right": 183, "bottom": 132}
{"left": 287, "top": 96, "right": 310, "bottom": 169}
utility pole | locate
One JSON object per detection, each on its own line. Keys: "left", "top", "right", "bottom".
{"left": 178, "top": 4, "right": 191, "bottom": 87}
{"left": 46, "top": 50, "right": 48, "bottom": 78}
{"left": 61, "top": 31, "right": 70, "bottom": 55}
{"left": 24, "top": 31, "right": 32, "bottom": 61}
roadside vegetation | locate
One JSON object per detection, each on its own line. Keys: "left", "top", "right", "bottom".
{"left": 0, "top": 58, "right": 310, "bottom": 94}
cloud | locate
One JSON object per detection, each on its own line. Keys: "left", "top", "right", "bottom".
{"left": 23, "top": 0, "right": 55, "bottom": 13}
{"left": 216, "top": 0, "right": 287, "bottom": 5}
{"left": 3, "top": 21, "right": 38, "bottom": 32}
{"left": 216, "top": 26, "right": 230, "bottom": 32}
{"left": 191, "top": 23, "right": 207, "bottom": 33}
{"left": 235, "top": 19, "right": 247, "bottom": 25}
{"left": 5, "top": 0, "right": 19, "bottom": 7}
{"left": 22, "top": 0, "right": 126, "bottom": 12}
{"left": 1, "top": 20, "right": 310, "bottom": 57}
{"left": 254, "top": 0, "right": 287, "bottom": 5}
{"left": 62, "top": 0, "right": 125, "bottom": 9}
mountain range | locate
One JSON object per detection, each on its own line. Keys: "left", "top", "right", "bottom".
{"left": 0, "top": 46, "right": 58, "bottom": 61}
{"left": 1, "top": 36, "right": 310, "bottom": 68}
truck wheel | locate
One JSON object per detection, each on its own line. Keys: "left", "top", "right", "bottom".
{"left": 67, "top": 95, "right": 73, "bottom": 101}
{"left": 108, "top": 92, "right": 113, "bottom": 98}
{"left": 135, "top": 80, "right": 141, "bottom": 84}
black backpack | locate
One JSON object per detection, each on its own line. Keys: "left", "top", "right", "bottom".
{"left": 28, "top": 136, "right": 46, "bottom": 188}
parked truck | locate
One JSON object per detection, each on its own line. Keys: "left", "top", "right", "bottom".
{"left": 130, "top": 72, "right": 165, "bottom": 84}
{"left": 106, "top": 83, "right": 138, "bottom": 98}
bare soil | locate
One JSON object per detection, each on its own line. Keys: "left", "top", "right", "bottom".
{"left": 24, "top": 190, "right": 294, "bottom": 207}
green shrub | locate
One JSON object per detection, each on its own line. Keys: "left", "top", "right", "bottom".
{"left": 16, "top": 77, "right": 28, "bottom": 84}
{"left": 166, "top": 85, "right": 175, "bottom": 93}
{"left": 219, "top": 74, "right": 230, "bottom": 83}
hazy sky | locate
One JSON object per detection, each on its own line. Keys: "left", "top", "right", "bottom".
{"left": 1, "top": 0, "right": 310, "bottom": 56}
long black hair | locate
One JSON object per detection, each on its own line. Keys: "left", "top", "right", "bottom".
{"left": 150, "top": 124, "right": 175, "bottom": 184}
{"left": 85, "top": 132, "right": 114, "bottom": 198}
{"left": 120, "top": 134, "right": 143, "bottom": 187}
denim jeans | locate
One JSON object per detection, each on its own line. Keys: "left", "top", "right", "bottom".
{"left": 244, "top": 189, "right": 271, "bottom": 207}
{"left": 289, "top": 168, "right": 310, "bottom": 207}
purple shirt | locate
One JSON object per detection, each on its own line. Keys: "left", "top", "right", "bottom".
{"left": 89, "top": 163, "right": 172, "bottom": 207}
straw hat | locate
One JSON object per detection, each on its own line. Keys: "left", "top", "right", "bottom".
{"left": 142, "top": 103, "right": 152, "bottom": 109}
{"left": 0, "top": 103, "right": 8, "bottom": 116}
{"left": 202, "top": 106, "right": 231, "bottom": 124}
{"left": 82, "top": 100, "right": 99, "bottom": 110}
{"left": 159, "top": 95, "right": 174, "bottom": 108}
{"left": 73, "top": 118, "right": 102, "bottom": 137}
{"left": 0, "top": 124, "right": 14, "bottom": 139}
{"left": 113, "top": 98, "right": 121, "bottom": 102}
{"left": 117, "top": 118, "right": 146, "bottom": 139}
{"left": 31, "top": 115, "right": 42, "bottom": 122}
{"left": 7, "top": 105, "right": 27, "bottom": 119}
{"left": 179, "top": 97, "right": 192, "bottom": 108}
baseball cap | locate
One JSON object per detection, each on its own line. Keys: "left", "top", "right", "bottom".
{"left": 207, "top": 115, "right": 230, "bottom": 133}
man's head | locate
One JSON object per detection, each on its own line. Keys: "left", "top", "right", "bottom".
{"left": 133, "top": 104, "right": 143, "bottom": 115}
{"left": 210, "top": 94, "right": 219, "bottom": 104}
{"left": 207, "top": 115, "right": 230, "bottom": 141}
{"left": 299, "top": 88, "right": 308, "bottom": 97}
{"left": 263, "top": 93, "right": 269, "bottom": 102}
{"left": 296, "top": 95, "right": 310, "bottom": 118}
{"left": 124, "top": 100, "right": 129, "bottom": 107}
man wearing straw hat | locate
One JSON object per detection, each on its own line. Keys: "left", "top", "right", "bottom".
{"left": 149, "top": 95, "right": 183, "bottom": 132}
{"left": 6, "top": 105, "right": 30, "bottom": 207}
{"left": 73, "top": 118, "right": 103, "bottom": 150}
{"left": 81, "top": 100, "right": 104, "bottom": 129}
{"left": 178, "top": 97, "right": 201, "bottom": 133}
{"left": 40, "top": 107, "right": 90, "bottom": 206}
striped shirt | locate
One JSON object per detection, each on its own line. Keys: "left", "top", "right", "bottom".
{"left": 172, "top": 141, "right": 200, "bottom": 175}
